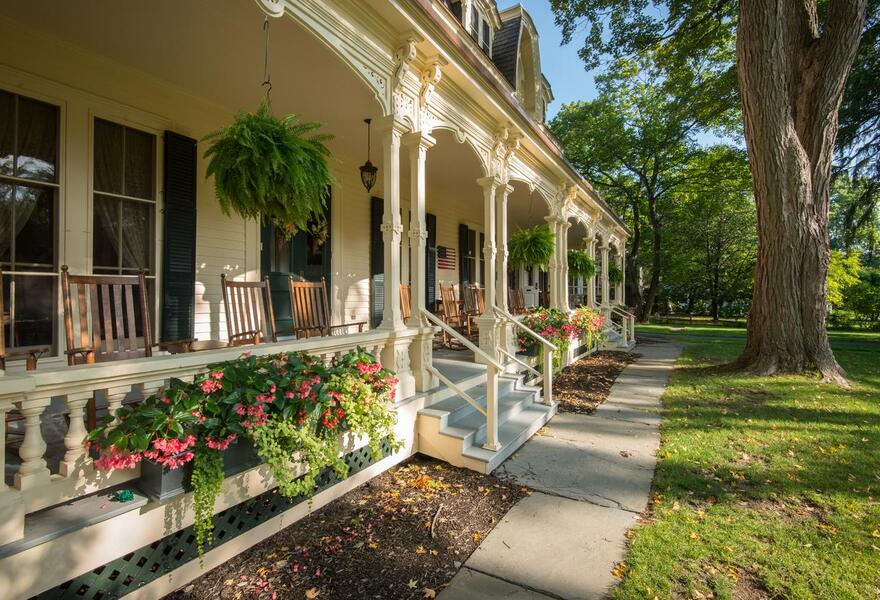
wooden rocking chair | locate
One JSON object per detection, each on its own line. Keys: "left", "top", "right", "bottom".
{"left": 508, "top": 288, "right": 526, "bottom": 315}
{"left": 220, "top": 274, "right": 277, "bottom": 346}
{"left": 438, "top": 283, "right": 469, "bottom": 346}
{"left": 61, "top": 265, "right": 154, "bottom": 430}
{"left": 288, "top": 277, "right": 367, "bottom": 339}
{"left": 461, "top": 284, "right": 483, "bottom": 335}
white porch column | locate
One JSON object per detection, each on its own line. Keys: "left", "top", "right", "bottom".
{"left": 496, "top": 183, "right": 516, "bottom": 357}
{"left": 376, "top": 117, "right": 415, "bottom": 399}
{"left": 617, "top": 250, "right": 626, "bottom": 306}
{"left": 600, "top": 243, "right": 611, "bottom": 307}
{"left": 586, "top": 237, "right": 597, "bottom": 307}
{"left": 377, "top": 117, "right": 406, "bottom": 331}
{"left": 560, "top": 220, "right": 571, "bottom": 312}
{"left": 476, "top": 176, "right": 500, "bottom": 360}
{"left": 545, "top": 216, "right": 560, "bottom": 309}
{"left": 403, "top": 131, "right": 437, "bottom": 392}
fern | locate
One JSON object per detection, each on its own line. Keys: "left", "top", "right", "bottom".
{"left": 203, "top": 101, "right": 335, "bottom": 236}
{"left": 509, "top": 224, "right": 555, "bottom": 270}
{"left": 608, "top": 262, "right": 624, "bottom": 285}
{"left": 568, "top": 249, "right": 596, "bottom": 278}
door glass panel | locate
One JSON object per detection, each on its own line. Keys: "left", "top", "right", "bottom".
{"left": 16, "top": 96, "right": 57, "bottom": 182}
{"left": 0, "top": 90, "right": 13, "bottom": 177}
{"left": 4, "top": 274, "right": 56, "bottom": 351}
{"left": 94, "top": 118, "right": 124, "bottom": 194}
{"left": 14, "top": 185, "right": 54, "bottom": 269}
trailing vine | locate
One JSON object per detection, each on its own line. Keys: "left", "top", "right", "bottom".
{"left": 191, "top": 446, "right": 224, "bottom": 557}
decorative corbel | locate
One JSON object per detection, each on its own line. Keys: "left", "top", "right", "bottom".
{"left": 419, "top": 62, "right": 442, "bottom": 107}
{"left": 393, "top": 38, "right": 418, "bottom": 93}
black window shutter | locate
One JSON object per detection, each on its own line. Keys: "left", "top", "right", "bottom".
{"left": 459, "top": 223, "right": 470, "bottom": 289}
{"left": 426, "top": 213, "right": 437, "bottom": 311}
{"left": 370, "top": 196, "right": 384, "bottom": 328}
{"left": 160, "top": 131, "right": 197, "bottom": 342}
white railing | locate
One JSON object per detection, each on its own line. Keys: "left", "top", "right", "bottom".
{"left": 606, "top": 304, "right": 635, "bottom": 346}
{"left": 421, "top": 309, "right": 503, "bottom": 451}
{"left": 0, "top": 330, "right": 391, "bottom": 521}
{"left": 496, "top": 308, "right": 556, "bottom": 405}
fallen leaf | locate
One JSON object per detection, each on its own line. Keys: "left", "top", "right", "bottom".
{"left": 305, "top": 588, "right": 319, "bottom": 599}
{"left": 415, "top": 545, "right": 427, "bottom": 555}
{"left": 423, "top": 588, "right": 437, "bottom": 599}
{"left": 408, "top": 579, "right": 419, "bottom": 589}
{"left": 472, "top": 532, "right": 482, "bottom": 542}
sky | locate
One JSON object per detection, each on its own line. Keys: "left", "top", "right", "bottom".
{"left": 498, "top": 0, "right": 600, "bottom": 119}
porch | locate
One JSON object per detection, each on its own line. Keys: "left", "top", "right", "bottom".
{"left": 0, "top": 0, "right": 631, "bottom": 596}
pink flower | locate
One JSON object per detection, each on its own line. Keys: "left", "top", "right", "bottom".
{"left": 93, "top": 445, "right": 142, "bottom": 471}
{"left": 356, "top": 362, "right": 382, "bottom": 376}
{"left": 211, "top": 370, "right": 224, "bottom": 381}
{"left": 200, "top": 378, "right": 222, "bottom": 394}
{"left": 206, "top": 433, "right": 237, "bottom": 451}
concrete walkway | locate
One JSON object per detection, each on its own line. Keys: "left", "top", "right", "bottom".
{"left": 439, "top": 341, "right": 682, "bottom": 600}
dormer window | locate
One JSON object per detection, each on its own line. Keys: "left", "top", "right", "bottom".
{"left": 467, "top": 3, "right": 493, "bottom": 58}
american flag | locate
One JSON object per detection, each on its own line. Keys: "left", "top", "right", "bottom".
{"left": 437, "top": 246, "right": 456, "bottom": 270}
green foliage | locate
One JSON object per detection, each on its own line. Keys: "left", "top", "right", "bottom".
{"left": 508, "top": 224, "right": 555, "bottom": 270}
{"left": 607, "top": 262, "right": 623, "bottom": 285}
{"left": 828, "top": 250, "right": 862, "bottom": 307}
{"left": 568, "top": 249, "right": 596, "bottom": 278}
{"left": 88, "top": 347, "right": 400, "bottom": 557}
{"left": 847, "top": 269, "right": 880, "bottom": 321}
{"left": 203, "top": 101, "right": 334, "bottom": 236}
{"left": 191, "top": 447, "right": 224, "bottom": 557}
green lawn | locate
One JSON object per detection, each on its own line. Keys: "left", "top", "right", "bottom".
{"left": 615, "top": 329, "right": 880, "bottom": 599}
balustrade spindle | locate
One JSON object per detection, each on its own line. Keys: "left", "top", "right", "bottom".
{"left": 59, "top": 391, "right": 93, "bottom": 476}
{"left": 15, "top": 397, "right": 52, "bottom": 490}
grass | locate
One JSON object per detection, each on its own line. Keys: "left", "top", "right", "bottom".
{"left": 639, "top": 322, "right": 880, "bottom": 343}
{"left": 615, "top": 329, "right": 880, "bottom": 599}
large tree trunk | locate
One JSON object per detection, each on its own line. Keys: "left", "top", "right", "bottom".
{"left": 639, "top": 194, "right": 661, "bottom": 321}
{"left": 625, "top": 198, "right": 642, "bottom": 308}
{"left": 736, "top": 0, "right": 866, "bottom": 383}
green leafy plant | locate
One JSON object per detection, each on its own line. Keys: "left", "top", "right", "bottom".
{"left": 608, "top": 262, "right": 624, "bottom": 285}
{"left": 88, "top": 347, "right": 400, "bottom": 557}
{"left": 509, "top": 224, "right": 555, "bottom": 270}
{"left": 203, "top": 101, "right": 335, "bottom": 237}
{"left": 568, "top": 249, "right": 596, "bottom": 278}
{"left": 518, "top": 307, "right": 606, "bottom": 369}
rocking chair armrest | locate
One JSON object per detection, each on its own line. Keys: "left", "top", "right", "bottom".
{"left": 65, "top": 346, "right": 95, "bottom": 358}
{"left": 4, "top": 347, "right": 51, "bottom": 370}
{"left": 228, "top": 331, "right": 262, "bottom": 346}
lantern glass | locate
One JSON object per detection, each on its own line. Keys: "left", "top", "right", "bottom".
{"left": 359, "top": 160, "right": 377, "bottom": 192}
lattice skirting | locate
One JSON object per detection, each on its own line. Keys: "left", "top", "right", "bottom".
{"left": 34, "top": 438, "right": 394, "bottom": 600}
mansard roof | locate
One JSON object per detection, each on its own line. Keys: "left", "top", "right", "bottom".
{"left": 492, "top": 13, "right": 520, "bottom": 87}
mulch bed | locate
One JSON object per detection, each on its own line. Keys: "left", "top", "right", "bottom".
{"left": 166, "top": 456, "right": 527, "bottom": 600}
{"left": 554, "top": 351, "right": 637, "bottom": 414}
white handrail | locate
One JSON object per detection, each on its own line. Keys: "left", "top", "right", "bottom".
{"left": 496, "top": 307, "right": 557, "bottom": 352}
{"left": 498, "top": 347, "right": 540, "bottom": 379}
{"left": 421, "top": 309, "right": 502, "bottom": 450}
{"left": 421, "top": 309, "right": 504, "bottom": 371}
{"left": 425, "top": 365, "right": 486, "bottom": 416}
{"left": 495, "top": 307, "right": 554, "bottom": 406}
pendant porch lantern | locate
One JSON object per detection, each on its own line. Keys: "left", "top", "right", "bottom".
{"left": 359, "top": 118, "right": 378, "bottom": 193}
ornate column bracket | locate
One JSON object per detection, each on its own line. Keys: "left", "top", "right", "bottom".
{"left": 392, "top": 38, "right": 417, "bottom": 93}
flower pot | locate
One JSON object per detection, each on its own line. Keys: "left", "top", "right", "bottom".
{"left": 223, "top": 438, "right": 262, "bottom": 477}
{"left": 139, "top": 459, "right": 191, "bottom": 502}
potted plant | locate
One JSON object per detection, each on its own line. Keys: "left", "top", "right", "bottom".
{"left": 568, "top": 249, "right": 596, "bottom": 279}
{"left": 203, "top": 101, "right": 335, "bottom": 237}
{"left": 608, "top": 262, "right": 624, "bottom": 285}
{"left": 509, "top": 224, "right": 555, "bottom": 271}
{"left": 87, "top": 347, "right": 401, "bottom": 557}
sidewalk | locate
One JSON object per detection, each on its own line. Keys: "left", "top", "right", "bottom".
{"left": 439, "top": 341, "right": 682, "bottom": 600}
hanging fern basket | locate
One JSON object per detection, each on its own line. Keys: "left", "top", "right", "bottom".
{"left": 203, "top": 101, "right": 335, "bottom": 237}
{"left": 568, "top": 249, "right": 596, "bottom": 279}
{"left": 509, "top": 224, "right": 555, "bottom": 271}
{"left": 608, "top": 262, "right": 624, "bottom": 285}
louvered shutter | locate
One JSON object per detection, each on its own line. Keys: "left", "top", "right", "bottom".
{"left": 160, "top": 131, "right": 197, "bottom": 342}
{"left": 370, "top": 196, "right": 384, "bottom": 328}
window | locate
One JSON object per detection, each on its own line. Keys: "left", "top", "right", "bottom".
{"left": 482, "top": 20, "right": 491, "bottom": 54}
{"left": 0, "top": 89, "right": 60, "bottom": 355}
{"left": 92, "top": 118, "right": 156, "bottom": 276}
{"left": 469, "top": 5, "right": 479, "bottom": 40}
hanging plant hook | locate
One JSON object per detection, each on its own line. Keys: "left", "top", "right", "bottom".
{"left": 262, "top": 16, "right": 273, "bottom": 107}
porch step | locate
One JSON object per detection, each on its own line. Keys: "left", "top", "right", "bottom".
{"left": 600, "top": 327, "right": 636, "bottom": 351}
{"left": 417, "top": 360, "right": 557, "bottom": 474}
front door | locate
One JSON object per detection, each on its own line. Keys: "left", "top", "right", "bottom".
{"left": 261, "top": 205, "right": 331, "bottom": 336}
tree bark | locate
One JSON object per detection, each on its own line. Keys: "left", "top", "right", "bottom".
{"left": 735, "top": 0, "right": 866, "bottom": 383}
{"left": 639, "top": 192, "right": 661, "bottom": 321}
{"left": 625, "top": 198, "right": 642, "bottom": 308}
